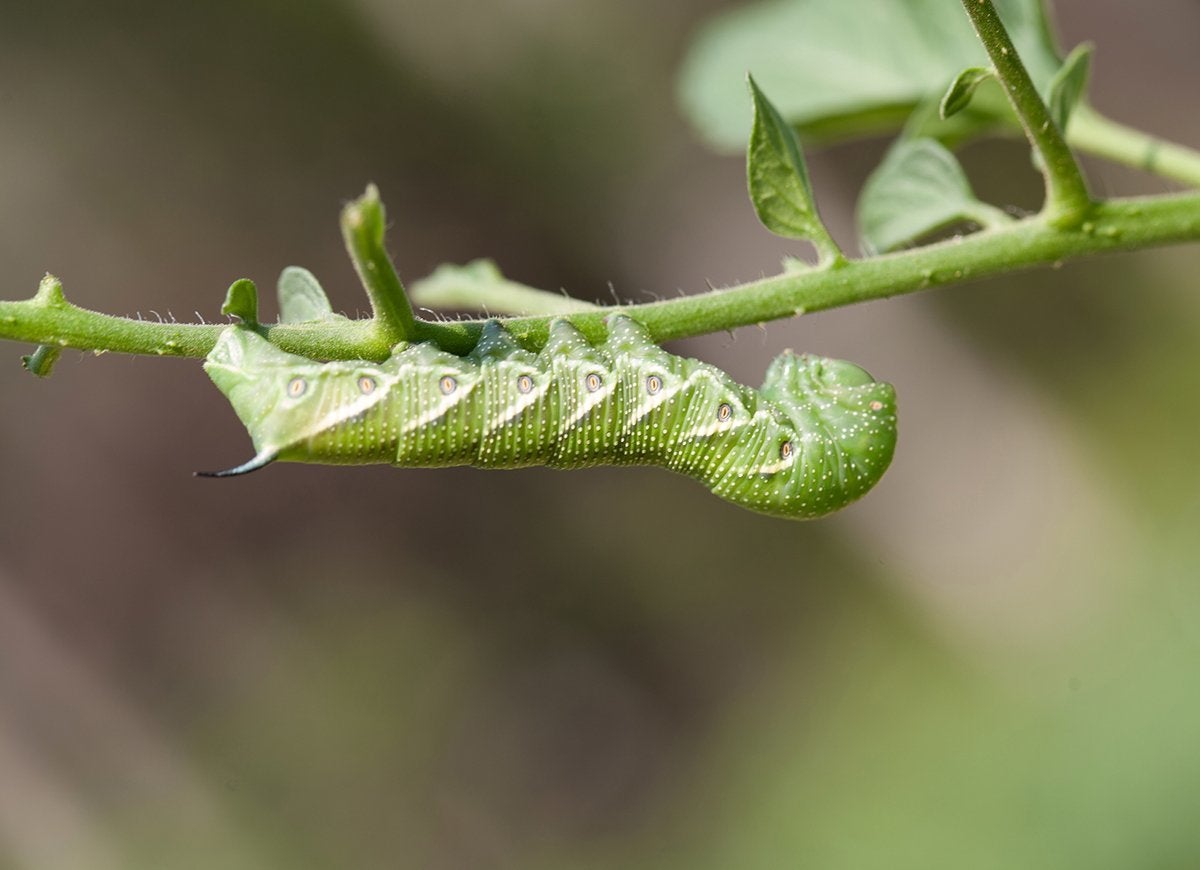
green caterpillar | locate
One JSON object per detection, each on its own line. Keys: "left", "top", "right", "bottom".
{"left": 201, "top": 315, "right": 897, "bottom": 519}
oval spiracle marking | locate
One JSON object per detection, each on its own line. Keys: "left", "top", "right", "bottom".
{"left": 287, "top": 377, "right": 307, "bottom": 398}
{"left": 646, "top": 374, "right": 662, "bottom": 395}
{"left": 717, "top": 402, "right": 732, "bottom": 422}
{"left": 517, "top": 374, "right": 534, "bottom": 394}
{"left": 358, "top": 375, "right": 376, "bottom": 395}
{"left": 585, "top": 372, "right": 602, "bottom": 392}
{"left": 439, "top": 375, "right": 458, "bottom": 395}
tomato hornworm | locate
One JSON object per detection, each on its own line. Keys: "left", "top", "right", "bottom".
{"left": 201, "top": 315, "right": 896, "bottom": 519}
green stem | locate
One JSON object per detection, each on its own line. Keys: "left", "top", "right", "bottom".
{"left": 0, "top": 283, "right": 391, "bottom": 360}
{"left": 7, "top": 193, "right": 1191, "bottom": 360}
{"left": 419, "top": 192, "right": 1200, "bottom": 353}
{"left": 1069, "top": 105, "right": 1200, "bottom": 188}
{"left": 340, "top": 184, "right": 418, "bottom": 345}
{"left": 960, "top": 0, "right": 1092, "bottom": 224}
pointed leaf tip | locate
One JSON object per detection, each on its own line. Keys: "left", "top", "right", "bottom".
{"left": 746, "top": 75, "right": 840, "bottom": 258}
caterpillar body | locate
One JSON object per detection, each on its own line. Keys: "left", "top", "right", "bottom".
{"left": 202, "top": 315, "right": 897, "bottom": 519}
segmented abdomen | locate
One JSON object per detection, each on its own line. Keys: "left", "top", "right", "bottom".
{"left": 203, "top": 315, "right": 897, "bottom": 518}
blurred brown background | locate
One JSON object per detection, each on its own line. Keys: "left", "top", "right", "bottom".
{"left": 3, "top": 1, "right": 1200, "bottom": 867}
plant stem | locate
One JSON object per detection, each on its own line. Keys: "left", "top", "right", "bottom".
{"left": 1068, "top": 105, "right": 1200, "bottom": 188}
{"left": 0, "top": 287, "right": 390, "bottom": 360}
{"left": 340, "top": 184, "right": 418, "bottom": 345}
{"left": 418, "top": 192, "right": 1200, "bottom": 353}
{"left": 7, "top": 192, "right": 1190, "bottom": 361}
{"left": 960, "top": 0, "right": 1092, "bottom": 224}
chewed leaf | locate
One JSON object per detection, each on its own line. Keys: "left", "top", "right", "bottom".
{"left": 747, "top": 76, "right": 840, "bottom": 259}
{"left": 1047, "top": 43, "right": 1093, "bottom": 132}
{"left": 409, "top": 259, "right": 598, "bottom": 316}
{"left": 278, "top": 266, "right": 337, "bottom": 324}
{"left": 858, "top": 138, "right": 1012, "bottom": 254}
{"left": 680, "top": 0, "right": 1064, "bottom": 151}
{"left": 221, "top": 278, "right": 259, "bottom": 325}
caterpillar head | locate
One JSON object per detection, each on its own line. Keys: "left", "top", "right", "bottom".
{"left": 199, "top": 328, "right": 391, "bottom": 476}
{"left": 761, "top": 350, "right": 897, "bottom": 472}
{"left": 760, "top": 351, "right": 894, "bottom": 409}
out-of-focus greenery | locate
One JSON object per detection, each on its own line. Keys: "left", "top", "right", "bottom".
{"left": 2, "top": 2, "right": 1200, "bottom": 869}
{"left": 679, "top": 0, "right": 1064, "bottom": 149}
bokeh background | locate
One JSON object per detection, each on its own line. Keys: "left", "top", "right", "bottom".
{"left": 3, "top": 1, "right": 1200, "bottom": 867}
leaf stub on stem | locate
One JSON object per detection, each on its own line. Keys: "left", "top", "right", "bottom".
{"left": 221, "top": 279, "right": 259, "bottom": 325}
{"left": 21, "top": 344, "right": 61, "bottom": 377}
{"left": 33, "top": 274, "right": 66, "bottom": 308}
{"left": 340, "top": 184, "right": 418, "bottom": 345}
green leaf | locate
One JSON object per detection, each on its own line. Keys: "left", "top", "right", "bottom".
{"left": 277, "top": 266, "right": 336, "bottom": 324}
{"left": 746, "top": 75, "right": 840, "bottom": 258}
{"left": 940, "top": 67, "right": 995, "bottom": 119}
{"left": 679, "top": 0, "right": 1064, "bottom": 151}
{"left": 1047, "top": 42, "right": 1093, "bottom": 131}
{"left": 409, "top": 259, "right": 598, "bottom": 316}
{"left": 221, "top": 278, "right": 259, "bottom": 324}
{"left": 21, "top": 344, "right": 61, "bottom": 377}
{"left": 857, "top": 138, "right": 1012, "bottom": 254}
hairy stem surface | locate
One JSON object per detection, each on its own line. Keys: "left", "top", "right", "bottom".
{"left": 3, "top": 193, "right": 1198, "bottom": 360}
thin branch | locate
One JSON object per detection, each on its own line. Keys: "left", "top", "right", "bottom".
{"left": 0, "top": 282, "right": 389, "bottom": 361}
{"left": 4, "top": 192, "right": 1200, "bottom": 362}
{"left": 960, "top": 0, "right": 1092, "bottom": 224}
{"left": 415, "top": 192, "right": 1200, "bottom": 353}
{"left": 1069, "top": 105, "right": 1200, "bottom": 189}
